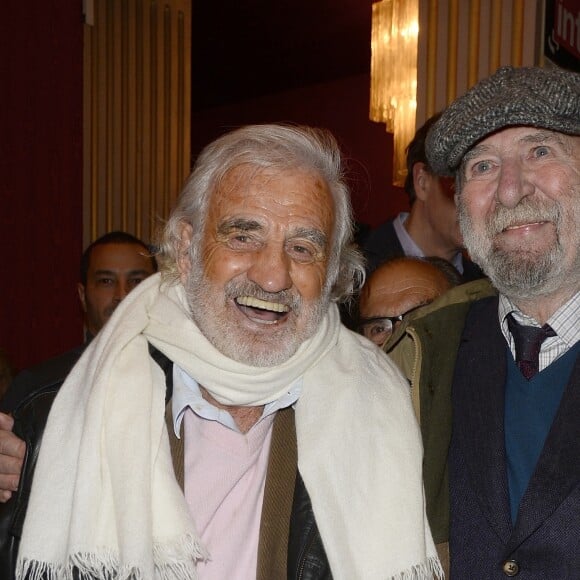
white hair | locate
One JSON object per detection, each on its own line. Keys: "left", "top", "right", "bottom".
{"left": 159, "top": 123, "right": 365, "bottom": 302}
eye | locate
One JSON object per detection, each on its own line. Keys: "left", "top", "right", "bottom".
{"left": 532, "top": 145, "right": 550, "bottom": 158}
{"left": 471, "top": 160, "right": 492, "bottom": 175}
{"left": 366, "top": 319, "right": 393, "bottom": 337}
{"left": 362, "top": 321, "right": 393, "bottom": 345}
{"left": 287, "top": 242, "right": 318, "bottom": 263}
{"left": 293, "top": 244, "right": 312, "bottom": 255}
{"left": 369, "top": 323, "right": 387, "bottom": 336}
{"left": 96, "top": 277, "right": 114, "bottom": 286}
{"left": 127, "top": 276, "right": 146, "bottom": 289}
{"left": 227, "top": 233, "right": 260, "bottom": 250}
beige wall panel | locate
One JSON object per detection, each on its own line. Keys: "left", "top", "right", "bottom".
{"left": 83, "top": 0, "right": 191, "bottom": 247}
{"left": 416, "top": 0, "right": 541, "bottom": 129}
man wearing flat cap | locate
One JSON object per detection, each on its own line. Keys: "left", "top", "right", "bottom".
{"left": 386, "top": 65, "right": 580, "bottom": 578}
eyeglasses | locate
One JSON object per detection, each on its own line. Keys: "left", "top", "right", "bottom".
{"left": 358, "top": 315, "right": 404, "bottom": 345}
{"left": 358, "top": 304, "right": 426, "bottom": 346}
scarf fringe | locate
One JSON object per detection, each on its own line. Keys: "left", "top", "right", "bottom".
{"left": 390, "top": 556, "right": 445, "bottom": 580}
{"left": 153, "top": 532, "right": 208, "bottom": 580}
{"left": 16, "top": 534, "right": 207, "bottom": 580}
{"left": 16, "top": 559, "right": 66, "bottom": 580}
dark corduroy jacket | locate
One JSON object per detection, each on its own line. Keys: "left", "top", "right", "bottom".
{"left": 449, "top": 297, "right": 580, "bottom": 578}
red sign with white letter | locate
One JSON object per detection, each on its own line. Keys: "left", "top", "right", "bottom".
{"left": 545, "top": 0, "right": 580, "bottom": 70}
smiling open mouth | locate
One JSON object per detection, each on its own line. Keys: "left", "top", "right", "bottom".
{"left": 235, "top": 296, "right": 290, "bottom": 324}
{"left": 503, "top": 220, "right": 547, "bottom": 232}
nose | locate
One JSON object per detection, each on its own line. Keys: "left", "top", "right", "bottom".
{"left": 247, "top": 243, "right": 292, "bottom": 293}
{"left": 496, "top": 159, "right": 534, "bottom": 208}
{"left": 113, "top": 280, "right": 130, "bottom": 302}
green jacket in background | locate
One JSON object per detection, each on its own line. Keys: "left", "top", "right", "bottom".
{"left": 385, "top": 278, "right": 496, "bottom": 547}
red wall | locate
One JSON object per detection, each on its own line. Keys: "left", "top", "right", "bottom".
{"left": 191, "top": 74, "right": 409, "bottom": 230}
{"left": 1, "top": 9, "right": 404, "bottom": 373}
{"left": 0, "top": 1, "right": 84, "bottom": 372}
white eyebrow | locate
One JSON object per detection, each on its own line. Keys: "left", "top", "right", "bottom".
{"left": 518, "top": 130, "right": 568, "bottom": 151}
{"left": 288, "top": 227, "right": 328, "bottom": 250}
{"left": 217, "top": 218, "right": 263, "bottom": 235}
{"left": 462, "top": 143, "right": 491, "bottom": 164}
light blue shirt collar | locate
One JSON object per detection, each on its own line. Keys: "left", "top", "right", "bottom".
{"left": 392, "top": 211, "right": 464, "bottom": 274}
{"left": 171, "top": 364, "right": 302, "bottom": 436}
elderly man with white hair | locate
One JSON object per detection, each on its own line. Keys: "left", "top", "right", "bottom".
{"left": 0, "top": 124, "right": 440, "bottom": 580}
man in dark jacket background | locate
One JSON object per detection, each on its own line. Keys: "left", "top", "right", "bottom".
{"left": 0, "top": 231, "right": 157, "bottom": 413}
{"left": 363, "top": 113, "right": 483, "bottom": 282}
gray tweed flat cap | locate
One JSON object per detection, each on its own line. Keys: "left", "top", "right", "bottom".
{"left": 426, "top": 66, "right": 580, "bottom": 175}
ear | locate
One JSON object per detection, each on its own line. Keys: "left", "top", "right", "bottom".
{"left": 77, "top": 283, "right": 87, "bottom": 313}
{"left": 412, "top": 162, "right": 430, "bottom": 202}
{"left": 177, "top": 222, "right": 194, "bottom": 284}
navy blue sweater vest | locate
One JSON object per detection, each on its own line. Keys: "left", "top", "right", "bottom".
{"left": 505, "top": 343, "right": 580, "bottom": 522}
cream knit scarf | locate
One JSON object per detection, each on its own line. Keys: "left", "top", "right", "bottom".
{"left": 17, "top": 273, "right": 442, "bottom": 580}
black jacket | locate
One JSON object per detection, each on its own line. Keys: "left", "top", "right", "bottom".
{"left": 363, "top": 216, "right": 484, "bottom": 281}
{"left": 0, "top": 347, "right": 331, "bottom": 579}
{"left": 288, "top": 473, "right": 332, "bottom": 579}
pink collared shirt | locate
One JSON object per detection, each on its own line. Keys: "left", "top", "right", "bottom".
{"left": 183, "top": 407, "right": 274, "bottom": 579}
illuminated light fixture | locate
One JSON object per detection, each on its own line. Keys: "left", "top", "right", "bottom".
{"left": 370, "top": 0, "right": 419, "bottom": 187}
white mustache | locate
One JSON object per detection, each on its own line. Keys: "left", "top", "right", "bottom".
{"left": 224, "top": 280, "right": 301, "bottom": 312}
{"left": 486, "top": 201, "right": 560, "bottom": 235}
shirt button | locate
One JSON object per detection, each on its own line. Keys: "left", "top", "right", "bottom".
{"left": 502, "top": 560, "right": 519, "bottom": 576}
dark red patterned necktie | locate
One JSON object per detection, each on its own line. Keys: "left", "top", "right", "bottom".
{"left": 507, "top": 314, "right": 556, "bottom": 380}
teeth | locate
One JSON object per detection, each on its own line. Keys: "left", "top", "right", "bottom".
{"left": 236, "top": 296, "right": 290, "bottom": 313}
{"left": 505, "top": 221, "right": 544, "bottom": 231}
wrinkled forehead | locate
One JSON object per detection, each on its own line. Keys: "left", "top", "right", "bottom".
{"left": 206, "top": 164, "right": 335, "bottom": 235}
{"left": 361, "top": 262, "right": 448, "bottom": 315}
{"left": 214, "top": 162, "right": 326, "bottom": 193}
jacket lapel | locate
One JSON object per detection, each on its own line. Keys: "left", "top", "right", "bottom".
{"left": 166, "top": 401, "right": 184, "bottom": 489}
{"left": 256, "top": 407, "right": 297, "bottom": 580}
{"left": 506, "top": 353, "right": 580, "bottom": 553}
{"left": 454, "top": 297, "right": 513, "bottom": 541}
